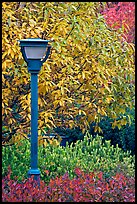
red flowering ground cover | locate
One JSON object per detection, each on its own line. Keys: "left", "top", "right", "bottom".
{"left": 2, "top": 168, "right": 135, "bottom": 202}
{"left": 102, "top": 2, "right": 135, "bottom": 43}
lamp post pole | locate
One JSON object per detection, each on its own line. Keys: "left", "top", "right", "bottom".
{"left": 28, "top": 69, "right": 40, "bottom": 180}
{"left": 18, "top": 39, "right": 51, "bottom": 182}
{"left": 27, "top": 60, "right": 44, "bottom": 181}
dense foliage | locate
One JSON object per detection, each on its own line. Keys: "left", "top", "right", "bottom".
{"left": 54, "top": 107, "right": 135, "bottom": 154}
{"left": 102, "top": 2, "right": 135, "bottom": 43}
{"left": 2, "top": 133, "right": 135, "bottom": 183}
{"left": 2, "top": 168, "right": 135, "bottom": 202}
{"left": 97, "top": 108, "right": 135, "bottom": 154}
{"left": 2, "top": 3, "right": 135, "bottom": 201}
{"left": 2, "top": 2, "right": 135, "bottom": 143}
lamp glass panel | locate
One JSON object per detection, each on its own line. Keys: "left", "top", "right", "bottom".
{"left": 24, "top": 47, "right": 47, "bottom": 59}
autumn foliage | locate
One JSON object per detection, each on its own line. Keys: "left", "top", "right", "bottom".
{"left": 2, "top": 2, "right": 135, "bottom": 143}
{"left": 102, "top": 2, "right": 135, "bottom": 43}
{"left": 2, "top": 168, "right": 135, "bottom": 202}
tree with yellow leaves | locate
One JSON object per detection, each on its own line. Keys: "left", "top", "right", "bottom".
{"left": 2, "top": 2, "right": 135, "bottom": 143}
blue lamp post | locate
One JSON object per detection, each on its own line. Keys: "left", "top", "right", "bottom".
{"left": 18, "top": 38, "right": 51, "bottom": 180}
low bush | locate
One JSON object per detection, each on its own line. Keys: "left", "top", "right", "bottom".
{"left": 54, "top": 108, "right": 135, "bottom": 154}
{"left": 2, "top": 133, "right": 135, "bottom": 183}
{"left": 2, "top": 168, "right": 135, "bottom": 202}
{"left": 97, "top": 108, "right": 135, "bottom": 155}
{"left": 54, "top": 126, "right": 84, "bottom": 145}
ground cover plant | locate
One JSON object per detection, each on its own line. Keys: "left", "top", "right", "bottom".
{"left": 2, "top": 168, "right": 135, "bottom": 202}
{"left": 2, "top": 133, "right": 135, "bottom": 184}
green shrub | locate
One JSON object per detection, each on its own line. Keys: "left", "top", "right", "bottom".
{"left": 2, "top": 133, "right": 135, "bottom": 183}
{"left": 54, "top": 108, "right": 135, "bottom": 154}
{"left": 54, "top": 126, "right": 84, "bottom": 145}
{"left": 2, "top": 141, "right": 30, "bottom": 181}
{"left": 96, "top": 108, "right": 135, "bottom": 155}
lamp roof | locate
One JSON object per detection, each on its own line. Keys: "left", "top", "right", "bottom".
{"left": 18, "top": 38, "right": 51, "bottom": 47}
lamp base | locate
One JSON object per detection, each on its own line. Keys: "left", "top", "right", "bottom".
{"left": 28, "top": 169, "right": 40, "bottom": 180}
{"left": 28, "top": 169, "right": 40, "bottom": 186}
{"left": 28, "top": 168, "right": 40, "bottom": 175}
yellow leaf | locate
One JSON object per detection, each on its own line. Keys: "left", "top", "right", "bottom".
{"left": 24, "top": 78, "right": 28, "bottom": 84}
{"left": 82, "top": 72, "right": 85, "bottom": 79}
{"left": 106, "top": 97, "right": 112, "bottom": 103}
{"left": 53, "top": 100, "right": 60, "bottom": 107}
{"left": 22, "top": 105, "right": 28, "bottom": 110}
{"left": 44, "top": 141, "right": 48, "bottom": 147}
{"left": 121, "top": 119, "right": 127, "bottom": 126}
{"left": 82, "top": 110, "right": 86, "bottom": 115}
{"left": 104, "top": 84, "right": 111, "bottom": 93}
{"left": 98, "top": 107, "right": 101, "bottom": 114}
{"left": 45, "top": 117, "right": 49, "bottom": 123}
{"left": 105, "top": 69, "right": 110, "bottom": 76}
{"left": 9, "top": 119, "right": 12, "bottom": 124}
{"left": 11, "top": 50, "right": 14, "bottom": 58}
{"left": 28, "top": 114, "right": 31, "bottom": 120}
{"left": 82, "top": 128, "right": 86, "bottom": 134}
{"left": 117, "top": 123, "right": 121, "bottom": 130}
{"left": 98, "top": 126, "right": 103, "bottom": 133}
{"left": 78, "top": 74, "right": 81, "bottom": 79}
{"left": 77, "top": 45, "right": 82, "bottom": 51}
{"left": 61, "top": 87, "right": 64, "bottom": 95}
{"left": 79, "top": 110, "right": 82, "bottom": 115}
{"left": 59, "top": 99, "right": 65, "bottom": 106}
{"left": 2, "top": 52, "right": 7, "bottom": 59}
{"left": 94, "top": 126, "right": 98, "bottom": 132}
{"left": 100, "top": 107, "right": 107, "bottom": 116}
{"left": 48, "top": 120, "right": 56, "bottom": 127}
{"left": 120, "top": 109, "right": 125, "bottom": 114}
{"left": 3, "top": 61, "right": 7, "bottom": 69}
{"left": 2, "top": 2, "right": 7, "bottom": 9}
{"left": 112, "top": 120, "right": 117, "bottom": 129}
{"left": 38, "top": 98, "right": 41, "bottom": 106}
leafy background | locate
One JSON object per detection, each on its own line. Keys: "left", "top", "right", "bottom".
{"left": 2, "top": 2, "right": 135, "bottom": 202}
{"left": 2, "top": 2, "right": 135, "bottom": 144}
